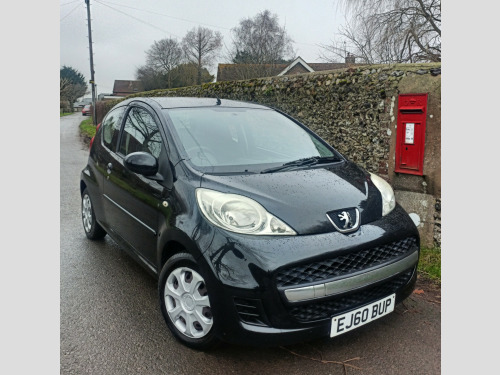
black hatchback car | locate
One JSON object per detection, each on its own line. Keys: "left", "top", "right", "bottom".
{"left": 80, "top": 97, "right": 419, "bottom": 349}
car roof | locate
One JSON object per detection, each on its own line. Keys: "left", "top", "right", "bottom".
{"left": 145, "top": 97, "right": 270, "bottom": 110}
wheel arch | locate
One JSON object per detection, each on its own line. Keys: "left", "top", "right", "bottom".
{"left": 80, "top": 180, "right": 87, "bottom": 196}
{"left": 157, "top": 229, "right": 205, "bottom": 273}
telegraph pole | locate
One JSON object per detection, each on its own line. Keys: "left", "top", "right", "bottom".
{"left": 85, "top": 0, "right": 97, "bottom": 125}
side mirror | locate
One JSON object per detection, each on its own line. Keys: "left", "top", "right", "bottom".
{"left": 124, "top": 152, "right": 159, "bottom": 177}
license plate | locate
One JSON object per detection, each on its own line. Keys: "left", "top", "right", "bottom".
{"left": 330, "top": 294, "right": 395, "bottom": 337}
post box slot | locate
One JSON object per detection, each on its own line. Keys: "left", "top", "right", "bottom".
{"left": 400, "top": 108, "right": 424, "bottom": 114}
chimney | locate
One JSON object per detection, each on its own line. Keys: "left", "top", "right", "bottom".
{"left": 345, "top": 52, "right": 356, "bottom": 64}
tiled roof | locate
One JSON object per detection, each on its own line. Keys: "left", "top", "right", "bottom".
{"left": 216, "top": 60, "right": 366, "bottom": 82}
{"left": 112, "top": 80, "right": 144, "bottom": 96}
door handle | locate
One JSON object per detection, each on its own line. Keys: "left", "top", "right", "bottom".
{"left": 107, "top": 163, "right": 113, "bottom": 174}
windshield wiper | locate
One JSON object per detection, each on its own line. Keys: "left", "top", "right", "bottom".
{"left": 260, "top": 156, "right": 341, "bottom": 174}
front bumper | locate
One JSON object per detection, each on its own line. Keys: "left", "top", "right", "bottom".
{"left": 225, "top": 269, "right": 416, "bottom": 346}
{"left": 198, "top": 204, "right": 419, "bottom": 346}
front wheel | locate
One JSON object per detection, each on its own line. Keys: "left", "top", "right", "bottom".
{"left": 159, "top": 253, "right": 219, "bottom": 350}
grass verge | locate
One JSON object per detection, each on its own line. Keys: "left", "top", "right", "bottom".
{"left": 60, "top": 112, "right": 73, "bottom": 117}
{"left": 79, "top": 118, "right": 96, "bottom": 145}
{"left": 417, "top": 246, "right": 441, "bottom": 284}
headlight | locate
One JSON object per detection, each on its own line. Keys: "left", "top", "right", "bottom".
{"left": 196, "top": 188, "right": 296, "bottom": 235}
{"left": 370, "top": 173, "right": 396, "bottom": 216}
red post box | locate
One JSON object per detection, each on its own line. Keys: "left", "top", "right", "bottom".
{"left": 395, "top": 93, "right": 428, "bottom": 175}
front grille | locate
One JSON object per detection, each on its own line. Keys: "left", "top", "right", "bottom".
{"left": 234, "top": 298, "right": 269, "bottom": 326}
{"left": 275, "top": 237, "right": 417, "bottom": 287}
{"left": 289, "top": 270, "right": 413, "bottom": 322}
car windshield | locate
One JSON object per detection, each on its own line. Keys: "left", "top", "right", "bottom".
{"left": 164, "top": 107, "right": 341, "bottom": 173}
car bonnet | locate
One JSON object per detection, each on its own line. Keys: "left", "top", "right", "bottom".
{"left": 199, "top": 161, "right": 383, "bottom": 235}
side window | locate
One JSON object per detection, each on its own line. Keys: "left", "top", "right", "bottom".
{"left": 102, "top": 106, "right": 126, "bottom": 152}
{"left": 119, "top": 107, "right": 163, "bottom": 158}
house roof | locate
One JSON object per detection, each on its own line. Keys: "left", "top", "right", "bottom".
{"left": 277, "top": 57, "right": 314, "bottom": 76}
{"left": 112, "top": 80, "right": 144, "bottom": 96}
{"left": 216, "top": 57, "right": 365, "bottom": 82}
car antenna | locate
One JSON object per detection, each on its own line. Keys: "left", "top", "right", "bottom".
{"left": 216, "top": 97, "right": 221, "bottom": 105}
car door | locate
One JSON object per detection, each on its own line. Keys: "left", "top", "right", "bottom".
{"left": 92, "top": 105, "right": 127, "bottom": 227}
{"left": 102, "top": 104, "right": 165, "bottom": 268}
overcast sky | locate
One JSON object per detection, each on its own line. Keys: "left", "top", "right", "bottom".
{"left": 60, "top": 0, "right": 346, "bottom": 97}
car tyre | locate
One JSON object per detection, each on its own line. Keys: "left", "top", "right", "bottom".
{"left": 81, "top": 188, "right": 107, "bottom": 240}
{"left": 159, "top": 252, "right": 219, "bottom": 350}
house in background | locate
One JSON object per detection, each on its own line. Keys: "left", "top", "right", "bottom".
{"left": 112, "top": 80, "right": 144, "bottom": 97}
{"left": 216, "top": 55, "right": 363, "bottom": 82}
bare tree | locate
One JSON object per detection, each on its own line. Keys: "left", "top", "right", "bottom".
{"left": 60, "top": 78, "right": 72, "bottom": 112}
{"left": 320, "top": 0, "right": 441, "bottom": 64}
{"left": 60, "top": 66, "right": 88, "bottom": 111}
{"left": 182, "top": 27, "right": 223, "bottom": 85}
{"left": 60, "top": 77, "right": 71, "bottom": 98}
{"left": 146, "top": 38, "right": 183, "bottom": 88}
{"left": 169, "top": 63, "right": 214, "bottom": 87}
{"left": 229, "top": 10, "right": 295, "bottom": 79}
{"left": 60, "top": 81, "right": 87, "bottom": 111}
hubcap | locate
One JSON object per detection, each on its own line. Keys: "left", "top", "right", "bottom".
{"left": 82, "top": 194, "right": 93, "bottom": 233}
{"left": 164, "top": 267, "right": 213, "bottom": 339}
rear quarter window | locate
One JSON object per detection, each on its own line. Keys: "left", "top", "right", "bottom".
{"left": 102, "top": 106, "right": 126, "bottom": 152}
